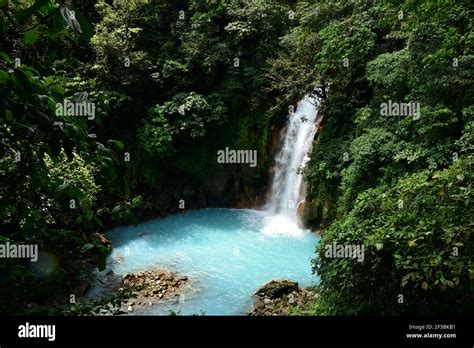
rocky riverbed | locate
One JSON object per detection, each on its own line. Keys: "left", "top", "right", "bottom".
{"left": 90, "top": 269, "right": 190, "bottom": 314}
{"left": 249, "top": 279, "right": 319, "bottom": 315}
{"left": 119, "top": 270, "right": 189, "bottom": 313}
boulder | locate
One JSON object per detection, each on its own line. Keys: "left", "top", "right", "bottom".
{"left": 296, "top": 199, "right": 320, "bottom": 229}
{"left": 255, "top": 279, "right": 299, "bottom": 300}
{"left": 249, "top": 284, "right": 320, "bottom": 316}
{"left": 92, "top": 232, "right": 112, "bottom": 247}
{"left": 253, "top": 300, "right": 265, "bottom": 311}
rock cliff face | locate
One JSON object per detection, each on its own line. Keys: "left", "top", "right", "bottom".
{"left": 295, "top": 110, "right": 327, "bottom": 231}
{"left": 202, "top": 164, "right": 265, "bottom": 208}
{"left": 135, "top": 116, "right": 289, "bottom": 219}
{"left": 137, "top": 164, "right": 267, "bottom": 220}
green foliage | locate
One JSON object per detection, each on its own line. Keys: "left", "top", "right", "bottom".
{"left": 23, "top": 30, "right": 39, "bottom": 46}
{"left": 160, "top": 92, "right": 221, "bottom": 138}
{"left": 316, "top": 18, "right": 376, "bottom": 78}
{"left": 1, "top": 0, "right": 292, "bottom": 312}
{"left": 314, "top": 156, "right": 473, "bottom": 315}
{"left": 90, "top": 0, "right": 150, "bottom": 86}
{"left": 338, "top": 128, "right": 399, "bottom": 212}
{"left": 88, "top": 0, "right": 291, "bottom": 196}
{"left": 366, "top": 49, "right": 409, "bottom": 98}
{"left": 0, "top": 0, "right": 142, "bottom": 313}
{"left": 44, "top": 149, "right": 100, "bottom": 208}
{"left": 279, "top": 0, "right": 474, "bottom": 315}
{"left": 1, "top": 0, "right": 472, "bottom": 316}
{"left": 138, "top": 107, "right": 173, "bottom": 157}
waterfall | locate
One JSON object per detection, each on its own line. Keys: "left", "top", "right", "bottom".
{"left": 263, "top": 95, "right": 321, "bottom": 236}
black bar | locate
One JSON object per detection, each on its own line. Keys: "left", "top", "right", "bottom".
{"left": 0, "top": 316, "right": 472, "bottom": 346}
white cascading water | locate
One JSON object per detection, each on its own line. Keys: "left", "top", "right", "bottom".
{"left": 262, "top": 95, "right": 321, "bottom": 236}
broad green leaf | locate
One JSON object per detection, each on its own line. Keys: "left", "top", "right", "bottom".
{"left": 53, "top": 83, "right": 65, "bottom": 95}
{"left": 15, "top": 0, "right": 50, "bottom": 25}
{"left": 115, "top": 140, "right": 124, "bottom": 149}
{"left": 82, "top": 243, "right": 95, "bottom": 252}
{"left": 5, "top": 109, "right": 13, "bottom": 121}
{"left": 0, "top": 52, "right": 12, "bottom": 63}
{"left": 0, "top": 70, "right": 9, "bottom": 84}
{"left": 23, "top": 31, "right": 40, "bottom": 46}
